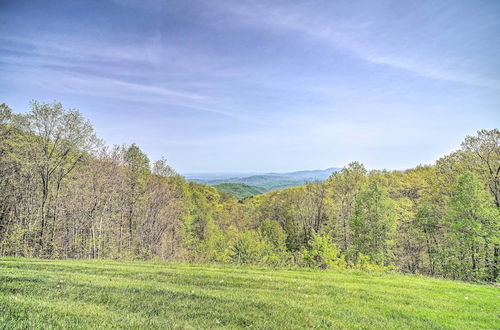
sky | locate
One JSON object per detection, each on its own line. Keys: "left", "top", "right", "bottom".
{"left": 1, "top": 0, "right": 499, "bottom": 173}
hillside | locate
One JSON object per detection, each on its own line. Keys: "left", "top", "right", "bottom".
{"left": 186, "top": 167, "right": 340, "bottom": 192}
{"left": 213, "top": 183, "right": 264, "bottom": 199}
{"left": 0, "top": 258, "right": 498, "bottom": 329}
{"left": 2, "top": 104, "right": 498, "bottom": 283}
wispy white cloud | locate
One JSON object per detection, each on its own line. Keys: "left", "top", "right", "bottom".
{"left": 3, "top": 64, "right": 265, "bottom": 123}
{"left": 1, "top": 0, "right": 498, "bottom": 172}
{"left": 211, "top": 1, "right": 500, "bottom": 90}
{"left": 0, "top": 35, "right": 267, "bottom": 123}
{"left": 366, "top": 55, "right": 500, "bottom": 90}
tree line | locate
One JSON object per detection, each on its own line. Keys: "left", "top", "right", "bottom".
{"left": 0, "top": 101, "right": 498, "bottom": 282}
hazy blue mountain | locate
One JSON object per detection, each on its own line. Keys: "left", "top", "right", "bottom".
{"left": 184, "top": 168, "right": 340, "bottom": 194}
{"left": 263, "top": 168, "right": 340, "bottom": 180}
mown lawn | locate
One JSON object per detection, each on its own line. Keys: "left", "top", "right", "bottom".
{"left": 0, "top": 258, "right": 498, "bottom": 329}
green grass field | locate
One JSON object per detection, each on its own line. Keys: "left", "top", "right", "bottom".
{"left": 0, "top": 258, "right": 498, "bottom": 329}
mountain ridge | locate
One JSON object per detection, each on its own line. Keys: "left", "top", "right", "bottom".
{"left": 185, "top": 167, "right": 341, "bottom": 196}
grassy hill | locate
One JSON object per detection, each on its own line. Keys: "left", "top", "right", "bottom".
{"left": 213, "top": 183, "right": 264, "bottom": 199}
{"left": 1, "top": 258, "right": 498, "bottom": 329}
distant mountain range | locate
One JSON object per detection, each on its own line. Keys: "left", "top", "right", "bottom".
{"left": 184, "top": 168, "right": 341, "bottom": 198}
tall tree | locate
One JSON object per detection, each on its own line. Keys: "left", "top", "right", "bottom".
{"left": 350, "top": 179, "right": 397, "bottom": 265}
{"left": 13, "top": 101, "right": 99, "bottom": 254}
{"left": 461, "top": 129, "right": 500, "bottom": 208}
{"left": 445, "top": 172, "right": 499, "bottom": 281}
{"left": 414, "top": 203, "right": 442, "bottom": 275}
{"left": 123, "top": 143, "right": 150, "bottom": 252}
{"left": 328, "top": 162, "right": 367, "bottom": 251}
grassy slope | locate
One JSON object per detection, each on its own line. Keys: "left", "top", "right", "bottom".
{"left": 213, "top": 183, "right": 264, "bottom": 199}
{"left": 0, "top": 258, "right": 498, "bottom": 329}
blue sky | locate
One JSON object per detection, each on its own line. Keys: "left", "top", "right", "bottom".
{"left": 1, "top": 0, "right": 499, "bottom": 173}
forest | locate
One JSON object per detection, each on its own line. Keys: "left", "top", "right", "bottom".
{"left": 0, "top": 101, "right": 498, "bottom": 282}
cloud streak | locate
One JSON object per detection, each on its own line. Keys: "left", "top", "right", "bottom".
{"left": 212, "top": 1, "right": 500, "bottom": 90}
{"left": 1, "top": 0, "right": 498, "bottom": 172}
{"left": 0, "top": 35, "right": 267, "bottom": 123}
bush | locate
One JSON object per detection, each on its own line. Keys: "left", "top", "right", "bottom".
{"left": 200, "top": 220, "right": 230, "bottom": 262}
{"left": 352, "top": 253, "right": 395, "bottom": 272}
{"left": 299, "top": 232, "right": 347, "bottom": 269}
{"left": 230, "top": 231, "right": 262, "bottom": 264}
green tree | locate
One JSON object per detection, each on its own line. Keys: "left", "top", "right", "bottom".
{"left": 201, "top": 219, "right": 229, "bottom": 262}
{"left": 350, "top": 180, "right": 397, "bottom": 265}
{"left": 258, "top": 219, "right": 290, "bottom": 266}
{"left": 328, "top": 162, "right": 367, "bottom": 251}
{"left": 299, "top": 232, "right": 346, "bottom": 269}
{"left": 444, "top": 172, "right": 499, "bottom": 281}
{"left": 230, "top": 231, "right": 262, "bottom": 264}
{"left": 461, "top": 129, "right": 500, "bottom": 208}
{"left": 123, "top": 143, "right": 150, "bottom": 253}
{"left": 414, "top": 203, "right": 442, "bottom": 275}
{"left": 14, "top": 101, "right": 99, "bottom": 254}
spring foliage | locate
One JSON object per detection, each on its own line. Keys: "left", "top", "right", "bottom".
{"left": 0, "top": 102, "right": 498, "bottom": 282}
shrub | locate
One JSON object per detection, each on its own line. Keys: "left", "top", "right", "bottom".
{"left": 299, "top": 232, "right": 347, "bottom": 269}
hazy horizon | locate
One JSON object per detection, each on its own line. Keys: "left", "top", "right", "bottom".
{"left": 182, "top": 167, "right": 340, "bottom": 177}
{"left": 1, "top": 0, "right": 499, "bottom": 172}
